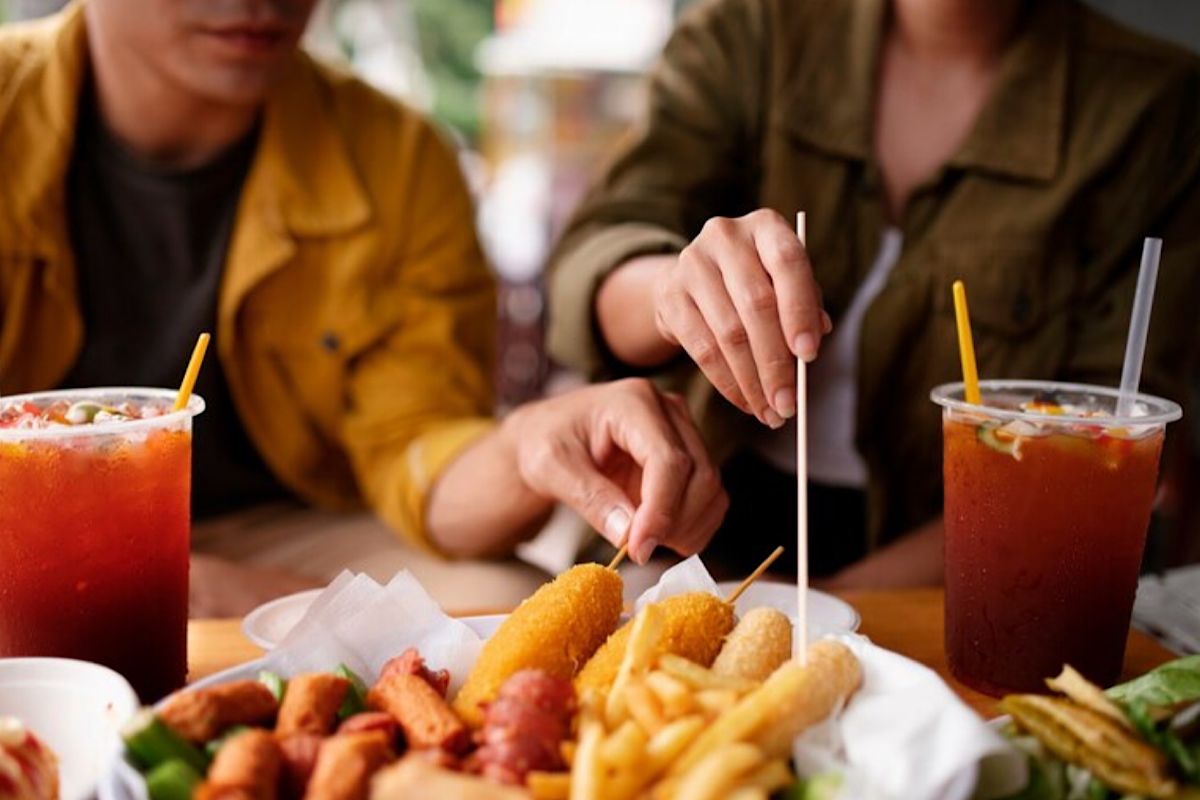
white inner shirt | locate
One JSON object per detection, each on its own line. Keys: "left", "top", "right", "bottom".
{"left": 752, "top": 226, "right": 904, "bottom": 485}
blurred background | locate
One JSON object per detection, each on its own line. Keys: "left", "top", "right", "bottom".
{"left": 4, "top": 0, "right": 1199, "bottom": 571}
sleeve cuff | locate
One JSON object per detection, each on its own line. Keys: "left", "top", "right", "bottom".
{"left": 388, "top": 417, "right": 496, "bottom": 555}
{"left": 547, "top": 222, "right": 688, "bottom": 376}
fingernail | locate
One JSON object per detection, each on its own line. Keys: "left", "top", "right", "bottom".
{"left": 794, "top": 333, "right": 817, "bottom": 363}
{"left": 763, "top": 408, "right": 785, "bottom": 429}
{"left": 634, "top": 537, "right": 659, "bottom": 565}
{"left": 605, "top": 507, "right": 631, "bottom": 544}
{"left": 774, "top": 387, "right": 796, "bottom": 418}
{"left": 821, "top": 310, "right": 833, "bottom": 334}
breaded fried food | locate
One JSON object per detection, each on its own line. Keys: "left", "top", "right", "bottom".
{"left": 712, "top": 608, "right": 792, "bottom": 682}
{"left": 575, "top": 592, "right": 735, "bottom": 697}
{"left": 196, "top": 728, "right": 282, "bottom": 800}
{"left": 160, "top": 680, "right": 279, "bottom": 743}
{"left": 277, "top": 674, "right": 351, "bottom": 737}
{"left": 452, "top": 564, "right": 622, "bottom": 728}
{"left": 304, "top": 732, "right": 394, "bottom": 800}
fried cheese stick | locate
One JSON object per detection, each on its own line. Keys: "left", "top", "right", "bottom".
{"left": 711, "top": 608, "right": 792, "bottom": 682}
{"left": 452, "top": 564, "right": 622, "bottom": 728}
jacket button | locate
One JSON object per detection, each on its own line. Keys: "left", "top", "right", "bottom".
{"left": 320, "top": 332, "right": 340, "bottom": 352}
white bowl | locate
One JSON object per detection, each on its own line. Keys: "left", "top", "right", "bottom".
{"left": 0, "top": 658, "right": 140, "bottom": 800}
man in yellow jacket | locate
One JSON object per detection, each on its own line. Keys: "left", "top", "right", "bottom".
{"left": 0, "top": 1, "right": 726, "bottom": 612}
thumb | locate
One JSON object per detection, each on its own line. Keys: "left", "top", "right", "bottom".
{"left": 553, "top": 458, "right": 636, "bottom": 548}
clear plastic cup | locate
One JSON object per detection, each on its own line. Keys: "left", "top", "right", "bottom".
{"left": 0, "top": 388, "right": 204, "bottom": 700}
{"left": 931, "top": 380, "right": 1181, "bottom": 695}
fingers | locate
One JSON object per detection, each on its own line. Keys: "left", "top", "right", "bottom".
{"left": 601, "top": 384, "right": 695, "bottom": 562}
{"left": 518, "top": 435, "right": 637, "bottom": 547}
{"left": 656, "top": 289, "right": 751, "bottom": 414}
{"left": 684, "top": 245, "right": 781, "bottom": 427}
{"left": 648, "top": 394, "right": 728, "bottom": 559}
{"left": 747, "top": 210, "right": 827, "bottom": 362}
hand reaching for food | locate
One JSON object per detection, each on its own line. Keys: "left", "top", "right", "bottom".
{"left": 497, "top": 379, "right": 728, "bottom": 565}
{"left": 598, "top": 209, "right": 831, "bottom": 428}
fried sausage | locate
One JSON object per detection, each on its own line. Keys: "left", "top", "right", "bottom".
{"left": 276, "top": 674, "right": 350, "bottom": 737}
{"left": 712, "top": 608, "right": 793, "bottom": 682}
{"left": 368, "top": 673, "right": 469, "bottom": 753}
{"left": 303, "top": 732, "right": 393, "bottom": 800}
{"left": 160, "top": 681, "right": 279, "bottom": 743}
{"left": 196, "top": 729, "right": 282, "bottom": 800}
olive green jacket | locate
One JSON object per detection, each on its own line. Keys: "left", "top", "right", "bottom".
{"left": 547, "top": 0, "right": 1200, "bottom": 547}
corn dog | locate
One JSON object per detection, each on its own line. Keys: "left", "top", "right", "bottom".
{"left": 711, "top": 608, "right": 792, "bottom": 682}
{"left": 575, "top": 592, "right": 735, "bottom": 697}
{"left": 453, "top": 563, "right": 623, "bottom": 727}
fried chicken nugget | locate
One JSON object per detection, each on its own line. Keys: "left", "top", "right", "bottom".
{"left": 452, "top": 564, "right": 622, "bottom": 728}
{"left": 575, "top": 592, "right": 735, "bottom": 697}
{"left": 712, "top": 608, "right": 792, "bottom": 682}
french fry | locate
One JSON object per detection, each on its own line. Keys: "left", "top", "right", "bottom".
{"left": 725, "top": 788, "right": 768, "bottom": 800}
{"left": 671, "top": 742, "right": 763, "bottom": 800}
{"left": 625, "top": 681, "right": 666, "bottom": 734}
{"left": 741, "top": 759, "right": 794, "bottom": 793}
{"left": 646, "top": 715, "right": 706, "bottom": 774}
{"left": 694, "top": 689, "right": 739, "bottom": 718}
{"left": 527, "top": 771, "right": 571, "bottom": 800}
{"left": 601, "top": 720, "right": 649, "bottom": 770}
{"left": 670, "top": 642, "right": 861, "bottom": 777}
{"left": 646, "top": 671, "right": 693, "bottom": 719}
{"left": 658, "top": 655, "right": 755, "bottom": 693}
{"left": 570, "top": 715, "right": 606, "bottom": 800}
{"left": 607, "top": 604, "right": 665, "bottom": 725}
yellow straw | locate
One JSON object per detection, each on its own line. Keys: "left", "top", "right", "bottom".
{"left": 174, "top": 333, "right": 211, "bottom": 411}
{"left": 952, "top": 281, "right": 981, "bottom": 405}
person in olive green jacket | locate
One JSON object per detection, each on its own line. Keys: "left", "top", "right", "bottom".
{"left": 0, "top": 2, "right": 726, "bottom": 614}
{"left": 548, "top": 0, "right": 1200, "bottom": 586}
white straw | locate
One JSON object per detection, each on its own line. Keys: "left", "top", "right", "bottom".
{"left": 1116, "top": 237, "right": 1163, "bottom": 417}
{"left": 795, "top": 211, "right": 808, "bottom": 663}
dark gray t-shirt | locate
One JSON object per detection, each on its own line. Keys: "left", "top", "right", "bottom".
{"left": 62, "top": 91, "right": 287, "bottom": 518}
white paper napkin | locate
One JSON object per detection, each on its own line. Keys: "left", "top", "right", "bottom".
{"left": 263, "top": 570, "right": 484, "bottom": 696}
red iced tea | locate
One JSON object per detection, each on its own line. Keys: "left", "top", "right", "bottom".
{"left": 0, "top": 390, "right": 203, "bottom": 700}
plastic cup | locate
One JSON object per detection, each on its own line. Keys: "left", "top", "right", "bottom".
{"left": 931, "top": 380, "right": 1181, "bottom": 695}
{"left": 0, "top": 388, "right": 204, "bottom": 700}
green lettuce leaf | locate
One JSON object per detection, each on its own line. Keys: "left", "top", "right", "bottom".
{"left": 1107, "top": 656, "right": 1200, "bottom": 710}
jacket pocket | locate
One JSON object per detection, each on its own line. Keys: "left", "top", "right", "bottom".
{"left": 926, "top": 237, "right": 1073, "bottom": 339}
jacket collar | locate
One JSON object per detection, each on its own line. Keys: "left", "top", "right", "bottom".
{"left": 0, "top": 2, "right": 370, "bottom": 257}
{"left": 779, "top": 0, "right": 1070, "bottom": 183}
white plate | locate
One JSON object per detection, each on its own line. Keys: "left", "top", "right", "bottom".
{"left": 0, "top": 658, "right": 140, "bottom": 800}
{"left": 242, "top": 582, "right": 860, "bottom": 650}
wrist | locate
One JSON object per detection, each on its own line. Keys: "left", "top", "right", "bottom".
{"left": 597, "top": 255, "right": 681, "bottom": 367}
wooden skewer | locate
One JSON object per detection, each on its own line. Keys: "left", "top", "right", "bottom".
{"left": 607, "top": 544, "right": 629, "bottom": 571}
{"left": 725, "top": 546, "right": 785, "bottom": 605}
{"left": 795, "top": 211, "right": 809, "bottom": 663}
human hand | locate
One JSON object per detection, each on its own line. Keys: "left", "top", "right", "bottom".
{"left": 500, "top": 379, "right": 727, "bottom": 565}
{"left": 652, "top": 209, "right": 830, "bottom": 427}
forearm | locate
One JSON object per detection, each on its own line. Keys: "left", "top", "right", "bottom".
{"left": 820, "top": 517, "right": 945, "bottom": 590}
{"left": 424, "top": 422, "right": 554, "bottom": 559}
{"left": 595, "top": 255, "right": 680, "bottom": 368}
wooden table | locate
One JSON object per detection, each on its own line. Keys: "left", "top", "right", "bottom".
{"left": 188, "top": 588, "right": 1175, "bottom": 718}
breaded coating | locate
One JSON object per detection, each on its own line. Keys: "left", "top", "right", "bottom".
{"left": 452, "top": 564, "right": 622, "bottom": 727}
{"left": 369, "top": 673, "right": 469, "bottom": 753}
{"left": 160, "top": 680, "right": 279, "bottom": 743}
{"left": 304, "top": 732, "right": 394, "bottom": 800}
{"left": 575, "top": 592, "right": 735, "bottom": 697}
{"left": 197, "top": 729, "right": 282, "bottom": 800}
{"left": 712, "top": 608, "right": 793, "bottom": 682}
{"left": 277, "top": 674, "right": 350, "bottom": 737}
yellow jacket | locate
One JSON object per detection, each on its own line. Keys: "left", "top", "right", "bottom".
{"left": 0, "top": 5, "right": 496, "bottom": 550}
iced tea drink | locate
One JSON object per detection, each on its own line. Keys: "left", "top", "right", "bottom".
{"left": 0, "top": 389, "right": 204, "bottom": 700}
{"left": 932, "top": 381, "right": 1180, "bottom": 695}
